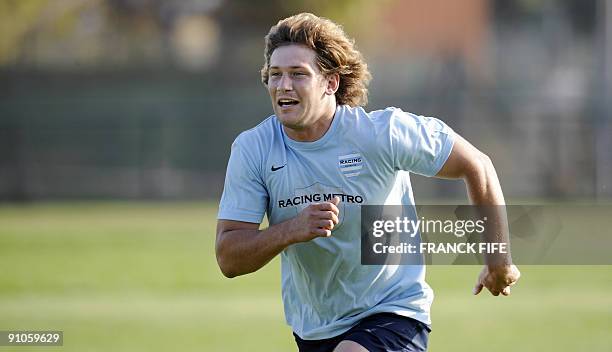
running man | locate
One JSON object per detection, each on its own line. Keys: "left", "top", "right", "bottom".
{"left": 216, "top": 13, "right": 520, "bottom": 352}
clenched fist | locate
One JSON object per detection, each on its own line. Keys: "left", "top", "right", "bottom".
{"left": 289, "top": 197, "right": 340, "bottom": 243}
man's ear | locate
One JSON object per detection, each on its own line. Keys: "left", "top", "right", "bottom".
{"left": 325, "top": 73, "right": 340, "bottom": 95}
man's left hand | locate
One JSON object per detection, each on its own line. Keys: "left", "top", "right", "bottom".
{"left": 473, "top": 264, "right": 521, "bottom": 296}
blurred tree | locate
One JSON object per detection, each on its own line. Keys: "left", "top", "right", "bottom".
{"left": 211, "top": 0, "right": 372, "bottom": 81}
{"left": 0, "top": 0, "right": 49, "bottom": 65}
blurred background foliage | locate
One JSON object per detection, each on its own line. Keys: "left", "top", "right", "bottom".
{"left": 0, "top": 0, "right": 611, "bottom": 202}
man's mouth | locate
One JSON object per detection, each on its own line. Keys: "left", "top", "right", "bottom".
{"left": 277, "top": 98, "right": 299, "bottom": 107}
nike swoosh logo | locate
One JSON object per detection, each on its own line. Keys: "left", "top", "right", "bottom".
{"left": 271, "top": 164, "right": 286, "bottom": 171}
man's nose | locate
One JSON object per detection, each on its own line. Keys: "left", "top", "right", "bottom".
{"left": 277, "top": 74, "right": 293, "bottom": 91}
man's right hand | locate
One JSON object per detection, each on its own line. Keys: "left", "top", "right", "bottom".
{"left": 290, "top": 197, "right": 340, "bottom": 243}
{"left": 216, "top": 197, "right": 341, "bottom": 277}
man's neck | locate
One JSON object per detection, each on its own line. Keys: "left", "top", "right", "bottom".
{"left": 284, "top": 103, "right": 337, "bottom": 142}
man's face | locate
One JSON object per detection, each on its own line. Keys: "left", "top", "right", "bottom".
{"left": 267, "top": 44, "right": 334, "bottom": 130}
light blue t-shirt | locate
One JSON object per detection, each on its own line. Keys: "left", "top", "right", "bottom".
{"left": 218, "top": 105, "right": 455, "bottom": 340}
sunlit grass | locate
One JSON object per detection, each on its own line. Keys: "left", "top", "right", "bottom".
{"left": 0, "top": 202, "right": 610, "bottom": 351}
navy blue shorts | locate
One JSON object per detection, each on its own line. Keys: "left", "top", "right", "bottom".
{"left": 293, "top": 313, "right": 431, "bottom": 352}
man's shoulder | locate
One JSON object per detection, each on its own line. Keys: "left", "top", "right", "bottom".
{"left": 339, "top": 105, "right": 407, "bottom": 135}
{"left": 233, "top": 114, "right": 279, "bottom": 146}
{"left": 227, "top": 115, "right": 279, "bottom": 177}
{"left": 358, "top": 106, "right": 436, "bottom": 133}
{"left": 341, "top": 105, "right": 406, "bottom": 122}
{"left": 367, "top": 106, "right": 409, "bottom": 120}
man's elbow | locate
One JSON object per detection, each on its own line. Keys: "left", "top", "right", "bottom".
{"left": 216, "top": 253, "right": 239, "bottom": 278}
{"left": 219, "top": 265, "right": 238, "bottom": 279}
{"left": 463, "top": 152, "right": 494, "bottom": 180}
{"left": 477, "top": 152, "right": 495, "bottom": 174}
{"left": 466, "top": 151, "right": 505, "bottom": 202}
{"left": 215, "top": 237, "right": 239, "bottom": 278}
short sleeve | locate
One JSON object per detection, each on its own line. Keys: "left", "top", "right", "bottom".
{"left": 217, "top": 135, "right": 268, "bottom": 223}
{"left": 391, "top": 109, "right": 455, "bottom": 176}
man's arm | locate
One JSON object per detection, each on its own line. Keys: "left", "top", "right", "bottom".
{"left": 435, "top": 133, "right": 521, "bottom": 296}
{"left": 216, "top": 198, "right": 340, "bottom": 278}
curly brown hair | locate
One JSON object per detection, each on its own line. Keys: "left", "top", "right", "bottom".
{"left": 261, "top": 13, "right": 371, "bottom": 107}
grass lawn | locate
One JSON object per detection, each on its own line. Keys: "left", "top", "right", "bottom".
{"left": 0, "top": 202, "right": 610, "bottom": 351}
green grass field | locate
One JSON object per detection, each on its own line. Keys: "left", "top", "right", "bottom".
{"left": 0, "top": 202, "right": 610, "bottom": 351}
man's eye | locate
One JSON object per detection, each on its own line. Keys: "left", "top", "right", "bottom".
{"left": 270, "top": 72, "right": 281, "bottom": 77}
{"left": 293, "top": 72, "right": 306, "bottom": 76}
